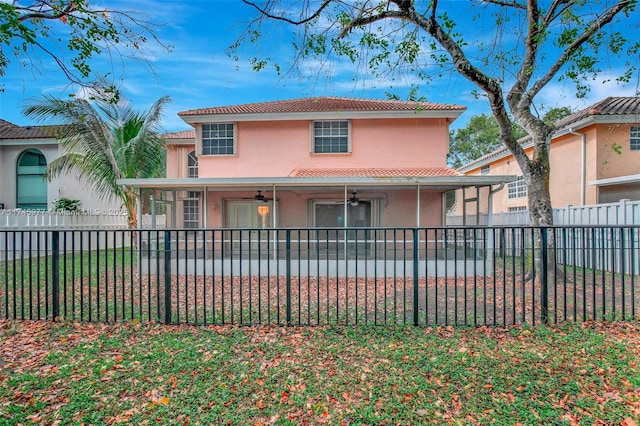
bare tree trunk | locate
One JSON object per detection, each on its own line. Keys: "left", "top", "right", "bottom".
{"left": 124, "top": 190, "right": 138, "bottom": 247}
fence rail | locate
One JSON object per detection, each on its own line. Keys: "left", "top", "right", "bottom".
{"left": 447, "top": 199, "right": 640, "bottom": 226}
{"left": 1, "top": 226, "right": 638, "bottom": 327}
{"left": 0, "top": 211, "right": 166, "bottom": 229}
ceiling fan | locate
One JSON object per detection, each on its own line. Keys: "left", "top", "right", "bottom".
{"left": 249, "top": 190, "right": 272, "bottom": 202}
{"left": 348, "top": 191, "right": 359, "bottom": 206}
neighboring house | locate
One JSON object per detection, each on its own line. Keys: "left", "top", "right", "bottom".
{"left": 0, "top": 119, "right": 119, "bottom": 212}
{"left": 122, "top": 97, "right": 514, "bottom": 229}
{"left": 458, "top": 97, "right": 640, "bottom": 215}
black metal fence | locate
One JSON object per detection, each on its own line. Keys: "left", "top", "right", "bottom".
{"left": 1, "top": 226, "right": 638, "bottom": 326}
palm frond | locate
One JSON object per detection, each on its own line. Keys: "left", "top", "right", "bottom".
{"left": 22, "top": 88, "right": 172, "bottom": 210}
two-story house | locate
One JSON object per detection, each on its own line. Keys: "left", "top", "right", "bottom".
{"left": 458, "top": 97, "right": 640, "bottom": 216}
{"left": 121, "top": 97, "right": 514, "bottom": 228}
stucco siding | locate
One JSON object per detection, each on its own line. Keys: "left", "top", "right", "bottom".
{"left": 0, "top": 141, "right": 120, "bottom": 211}
{"left": 190, "top": 118, "right": 450, "bottom": 178}
{"left": 595, "top": 123, "right": 640, "bottom": 180}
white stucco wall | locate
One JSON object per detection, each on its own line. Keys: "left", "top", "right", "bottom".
{"left": 0, "top": 139, "right": 119, "bottom": 211}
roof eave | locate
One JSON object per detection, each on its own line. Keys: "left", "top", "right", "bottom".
{"left": 165, "top": 139, "right": 195, "bottom": 145}
{"left": 179, "top": 109, "right": 465, "bottom": 124}
{"left": 118, "top": 175, "right": 516, "bottom": 190}
{"left": 588, "top": 173, "right": 640, "bottom": 186}
{"left": 0, "top": 137, "right": 58, "bottom": 146}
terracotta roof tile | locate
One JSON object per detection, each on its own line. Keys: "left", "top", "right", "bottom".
{"left": 163, "top": 129, "right": 195, "bottom": 139}
{"left": 555, "top": 96, "right": 640, "bottom": 129}
{"left": 179, "top": 96, "right": 465, "bottom": 116}
{"left": 289, "top": 167, "right": 461, "bottom": 178}
{"left": 0, "top": 119, "right": 62, "bottom": 139}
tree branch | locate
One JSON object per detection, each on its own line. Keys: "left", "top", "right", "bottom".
{"left": 543, "top": 0, "right": 572, "bottom": 27}
{"left": 526, "top": 0, "right": 633, "bottom": 102}
{"left": 15, "top": 1, "right": 76, "bottom": 22}
{"left": 401, "top": 4, "right": 531, "bottom": 172}
{"left": 507, "top": 1, "right": 542, "bottom": 116}
{"left": 480, "top": 0, "right": 526, "bottom": 9}
{"left": 241, "top": 0, "right": 333, "bottom": 25}
{"left": 339, "top": 9, "right": 405, "bottom": 38}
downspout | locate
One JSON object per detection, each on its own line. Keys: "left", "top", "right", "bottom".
{"left": 568, "top": 128, "right": 586, "bottom": 205}
{"left": 487, "top": 182, "right": 505, "bottom": 228}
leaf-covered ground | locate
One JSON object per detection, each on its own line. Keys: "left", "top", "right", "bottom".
{"left": 0, "top": 320, "right": 639, "bottom": 425}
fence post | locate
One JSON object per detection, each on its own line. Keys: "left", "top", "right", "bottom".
{"left": 620, "top": 199, "right": 629, "bottom": 225}
{"left": 540, "top": 227, "right": 549, "bottom": 325}
{"left": 413, "top": 228, "right": 419, "bottom": 326}
{"left": 285, "top": 229, "right": 292, "bottom": 325}
{"left": 51, "top": 231, "right": 60, "bottom": 321}
{"left": 163, "top": 230, "right": 172, "bottom": 324}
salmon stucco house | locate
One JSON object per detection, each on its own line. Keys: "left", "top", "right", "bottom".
{"left": 458, "top": 97, "right": 640, "bottom": 216}
{"left": 120, "top": 97, "right": 514, "bottom": 229}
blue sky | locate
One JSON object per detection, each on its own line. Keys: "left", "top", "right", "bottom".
{"left": 1, "top": 0, "right": 638, "bottom": 132}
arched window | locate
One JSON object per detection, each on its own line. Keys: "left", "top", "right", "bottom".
{"left": 17, "top": 149, "right": 48, "bottom": 210}
{"left": 188, "top": 150, "right": 198, "bottom": 178}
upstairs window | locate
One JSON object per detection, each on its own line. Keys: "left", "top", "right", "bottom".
{"left": 202, "top": 123, "right": 234, "bottom": 155}
{"left": 631, "top": 126, "right": 640, "bottom": 151}
{"left": 187, "top": 150, "right": 198, "bottom": 178}
{"left": 480, "top": 165, "right": 490, "bottom": 175}
{"left": 313, "top": 121, "right": 349, "bottom": 153}
{"left": 507, "top": 176, "right": 527, "bottom": 199}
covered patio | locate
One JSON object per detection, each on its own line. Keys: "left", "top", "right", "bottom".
{"left": 118, "top": 174, "right": 516, "bottom": 278}
{"left": 120, "top": 173, "right": 516, "bottom": 230}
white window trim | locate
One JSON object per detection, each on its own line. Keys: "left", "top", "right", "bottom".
{"left": 480, "top": 165, "right": 490, "bottom": 175}
{"left": 183, "top": 191, "right": 200, "bottom": 228}
{"left": 187, "top": 150, "right": 198, "bottom": 178}
{"left": 198, "top": 122, "right": 237, "bottom": 156}
{"left": 507, "top": 176, "right": 527, "bottom": 199}
{"left": 630, "top": 126, "right": 640, "bottom": 151}
{"left": 309, "top": 120, "right": 352, "bottom": 154}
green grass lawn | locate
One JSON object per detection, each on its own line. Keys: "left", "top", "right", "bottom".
{"left": 1, "top": 321, "right": 638, "bottom": 425}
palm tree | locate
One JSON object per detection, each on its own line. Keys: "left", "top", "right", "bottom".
{"left": 23, "top": 88, "right": 171, "bottom": 229}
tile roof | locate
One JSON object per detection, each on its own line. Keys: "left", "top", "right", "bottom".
{"left": 179, "top": 96, "right": 465, "bottom": 116}
{"left": 555, "top": 96, "right": 640, "bottom": 129}
{"left": 163, "top": 129, "right": 195, "bottom": 139}
{"left": 289, "top": 167, "right": 461, "bottom": 178}
{"left": 0, "top": 119, "right": 62, "bottom": 139}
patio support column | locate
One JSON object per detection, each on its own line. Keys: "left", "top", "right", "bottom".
{"left": 486, "top": 183, "right": 504, "bottom": 265}
{"left": 203, "top": 187, "right": 208, "bottom": 228}
{"left": 343, "top": 186, "right": 348, "bottom": 228}
{"left": 476, "top": 186, "right": 481, "bottom": 225}
{"left": 151, "top": 194, "right": 156, "bottom": 229}
{"left": 416, "top": 184, "right": 421, "bottom": 227}
{"left": 171, "top": 190, "right": 177, "bottom": 228}
{"left": 136, "top": 189, "right": 142, "bottom": 230}
{"left": 462, "top": 187, "right": 467, "bottom": 226}
{"left": 272, "top": 185, "right": 277, "bottom": 228}
{"left": 343, "top": 185, "right": 348, "bottom": 267}
{"left": 272, "top": 184, "right": 277, "bottom": 262}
